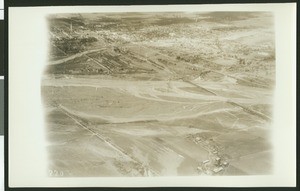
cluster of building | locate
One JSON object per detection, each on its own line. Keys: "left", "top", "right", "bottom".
{"left": 188, "top": 134, "right": 229, "bottom": 175}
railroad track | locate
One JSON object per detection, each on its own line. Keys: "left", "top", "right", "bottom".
{"left": 57, "top": 104, "right": 159, "bottom": 176}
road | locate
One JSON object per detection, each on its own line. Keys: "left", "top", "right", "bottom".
{"left": 49, "top": 48, "right": 107, "bottom": 65}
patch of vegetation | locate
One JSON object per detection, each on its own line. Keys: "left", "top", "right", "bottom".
{"left": 52, "top": 36, "right": 98, "bottom": 55}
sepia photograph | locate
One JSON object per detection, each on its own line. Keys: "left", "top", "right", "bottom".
{"left": 42, "top": 11, "right": 275, "bottom": 177}
{"left": 8, "top": 4, "right": 296, "bottom": 187}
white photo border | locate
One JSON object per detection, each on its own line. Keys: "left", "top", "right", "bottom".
{"left": 8, "top": 3, "right": 297, "bottom": 188}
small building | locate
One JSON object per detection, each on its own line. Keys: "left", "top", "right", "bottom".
{"left": 222, "top": 161, "right": 229, "bottom": 167}
{"left": 213, "top": 167, "right": 224, "bottom": 173}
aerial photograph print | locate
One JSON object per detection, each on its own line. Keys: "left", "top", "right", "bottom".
{"left": 41, "top": 11, "right": 275, "bottom": 177}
